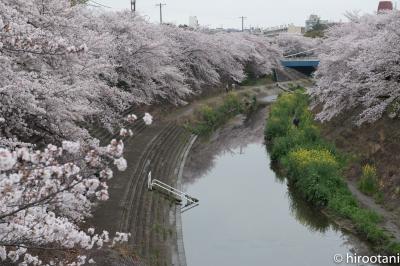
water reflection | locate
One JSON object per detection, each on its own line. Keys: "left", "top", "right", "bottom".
{"left": 287, "top": 184, "right": 331, "bottom": 233}
{"left": 269, "top": 161, "right": 331, "bottom": 233}
{"left": 183, "top": 107, "right": 266, "bottom": 187}
{"left": 182, "top": 107, "right": 374, "bottom": 266}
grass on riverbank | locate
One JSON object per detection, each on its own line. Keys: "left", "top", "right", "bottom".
{"left": 186, "top": 92, "right": 257, "bottom": 136}
{"left": 240, "top": 74, "right": 275, "bottom": 86}
{"left": 265, "top": 89, "right": 400, "bottom": 254}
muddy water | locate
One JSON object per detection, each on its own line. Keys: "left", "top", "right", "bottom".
{"left": 181, "top": 108, "right": 374, "bottom": 266}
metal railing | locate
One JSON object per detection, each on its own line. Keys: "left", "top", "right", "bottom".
{"left": 147, "top": 172, "right": 199, "bottom": 212}
{"left": 284, "top": 48, "right": 319, "bottom": 58}
{"left": 281, "top": 57, "right": 319, "bottom": 61}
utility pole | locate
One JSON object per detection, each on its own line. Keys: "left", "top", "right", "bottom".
{"left": 131, "top": 0, "right": 136, "bottom": 12}
{"left": 156, "top": 3, "right": 166, "bottom": 24}
{"left": 41, "top": 0, "right": 45, "bottom": 15}
{"left": 239, "top": 16, "right": 247, "bottom": 32}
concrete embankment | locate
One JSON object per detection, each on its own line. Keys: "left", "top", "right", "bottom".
{"left": 89, "top": 120, "right": 195, "bottom": 265}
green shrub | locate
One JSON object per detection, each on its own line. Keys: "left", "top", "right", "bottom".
{"left": 385, "top": 241, "right": 400, "bottom": 254}
{"left": 189, "top": 93, "right": 256, "bottom": 136}
{"left": 240, "top": 74, "right": 275, "bottom": 86}
{"left": 358, "top": 164, "right": 379, "bottom": 196}
{"left": 284, "top": 148, "right": 341, "bottom": 206}
{"left": 328, "top": 192, "right": 359, "bottom": 219}
{"left": 351, "top": 210, "right": 387, "bottom": 244}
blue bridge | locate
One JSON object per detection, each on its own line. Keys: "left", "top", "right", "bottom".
{"left": 281, "top": 57, "right": 320, "bottom": 68}
{"left": 280, "top": 57, "right": 320, "bottom": 76}
{"left": 280, "top": 48, "right": 320, "bottom": 76}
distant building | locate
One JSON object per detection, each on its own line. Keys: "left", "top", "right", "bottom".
{"left": 263, "top": 24, "right": 305, "bottom": 36}
{"left": 211, "top": 27, "right": 241, "bottom": 33}
{"left": 247, "top": 26, "right": 261, "bottom": 35}
{"left": 263, "top": 25, "right": 288, "bottom": 36}
{"left": 189, "top": 16, "right": 199, "bottom": 28}
{"left": 287, "top": 25, "right": 305, "bottom": 34}
{"left": 378, "top": 1, "right": 393, "bottom": 12}
{"left": 305, "top": 14, "right": 328, "bottom": 32}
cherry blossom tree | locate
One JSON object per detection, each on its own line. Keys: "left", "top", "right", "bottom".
{"left": 0, "top": 3, "right": 147, "bottom": 263}
{"left": 0, "top": 115, "right": 152, "bottom": 265}
{"left": 0, "top": 0, "right": 132, "bottom": 142}
{"left": 163, "top": 27, "right": 281, "bottom": 92}
{"left": 274, "top": 33, "right": 320, "bottom": 57}
{"left": 96, "top": 13, "right": 281, "bottom": 104}
{"left": 1, "top": 0, "right": 282, "bottom": 143}
{"left": 0, "top": 0, "right": 281, "bottom": 264}
{"left": 310, "top": 11, "right": 400, "bottom": 124}
{"left": 96, "top": 13, "right": 192, "bottom": 106}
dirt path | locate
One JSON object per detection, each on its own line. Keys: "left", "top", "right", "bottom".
{"left": 347, "top": 180, "right": 400, "bottom": 242}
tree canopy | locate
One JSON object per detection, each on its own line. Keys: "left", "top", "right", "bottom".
{"left": 310, "top": 11, "right": 400, "bottom": 125}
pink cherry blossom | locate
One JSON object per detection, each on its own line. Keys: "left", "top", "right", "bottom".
{"left": 310, "top": 11, "right": 400, "bottom": 124}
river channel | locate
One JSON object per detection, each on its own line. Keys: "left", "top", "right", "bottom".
{"left": 181, "top": 107, "right": 374, "bottom": 266}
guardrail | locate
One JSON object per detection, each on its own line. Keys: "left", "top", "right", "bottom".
{"left": 147, "top": 172, "right": 199, "bottom": 212}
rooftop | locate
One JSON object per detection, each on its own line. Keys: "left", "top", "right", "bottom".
{"left": 378, "top": 1, "right": 393, "bottom": 11}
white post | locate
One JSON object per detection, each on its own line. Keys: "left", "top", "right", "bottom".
{"left": 147, "top": 171, "right": 152, "bottom": 190}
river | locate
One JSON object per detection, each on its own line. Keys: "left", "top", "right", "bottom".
{"left": 181, "top": 107, "right": 374, "bottom": 266}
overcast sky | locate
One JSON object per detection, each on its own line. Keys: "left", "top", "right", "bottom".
{"left": 95, "top": 0, "right": 391, "bottom": 29}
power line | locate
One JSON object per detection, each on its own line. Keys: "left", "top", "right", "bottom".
{"left": 239, "top": 16, "right": 247, "bottom": 31}
{"left": 155, "top": 3, "right": 166, "bottom": 24}
{"left": 88, "top": 0, "right": 111, "bottom": 8}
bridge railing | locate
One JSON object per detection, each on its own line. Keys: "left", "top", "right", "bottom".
{"left": 281, "top": 57, "right": 319, "bottom": 61}
{"left": 284, "top": 48, "right": 319, "bottom": 59}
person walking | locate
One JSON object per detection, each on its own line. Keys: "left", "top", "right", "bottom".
{"left": 293, "top": 117, "right": 300, "bottom": 127}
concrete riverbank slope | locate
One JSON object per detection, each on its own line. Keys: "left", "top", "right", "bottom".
{"left": 88, "top": 81, "right": 287, "bottom": 265}
{"left": 89, "top": 120, "right": 194, "bottom": 265}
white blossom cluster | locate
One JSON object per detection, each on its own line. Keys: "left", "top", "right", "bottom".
{"left": 143, "top": 113, "right": 153, "bottom": 126}
{"left": 0, "top": 135, "right": 139, "bottom": 265}
{"left": 273, "top": 33, "right": 320, "bottom": 57}
{"left": 310, "top": 11, "right": 400, "bottom": 124}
